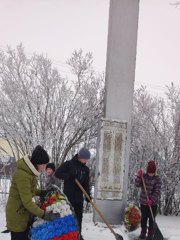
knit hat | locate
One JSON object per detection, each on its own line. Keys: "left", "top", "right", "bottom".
{"left": 31, "top": 145, "right": 49, "bottom": 166}
{"left": 46, "top": 163, "right": 55, "bottom": 172}
{"left": 147, "top": 160, "right": 156, "bottom": 174}
{"left": 78, "top": 148, "right": 91, "bottom": 160}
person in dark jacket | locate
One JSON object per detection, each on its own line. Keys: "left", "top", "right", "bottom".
{"left": 135, "top": 160, "right": 161, "bottom": 240}
{"left": 6, "top": 145, "right": 59, "bottom": 240}
{"left": 55, "top": 148, "right": 91, "bottom": 240}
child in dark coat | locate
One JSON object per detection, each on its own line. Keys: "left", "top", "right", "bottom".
{"left": 135, "top": 161, "right": 161, "bottom": 240}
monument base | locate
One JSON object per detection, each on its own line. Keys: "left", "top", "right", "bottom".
{"left": 93, "top": 199, "right": 125, "bottom": 224}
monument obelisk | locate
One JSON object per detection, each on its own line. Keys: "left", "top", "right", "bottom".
{"left": 94, "top": 0, "right": 139, "bottom": 224}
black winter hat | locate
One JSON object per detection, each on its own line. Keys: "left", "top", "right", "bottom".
{"left": 46, "top": 163, "right": 55, "bottom": 172}
{"left": 78, "top": 148, "right": 91, "bottom": 160}
{"left": 31, "top": 145, "right": 49, "bottom": 165}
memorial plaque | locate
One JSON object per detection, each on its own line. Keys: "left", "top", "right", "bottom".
{"left": 97, "top": 119, "right": 127, "bottom": 200}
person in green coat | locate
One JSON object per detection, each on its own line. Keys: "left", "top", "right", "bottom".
{"left": 6, "top": 145, "right": 59, "bottom": 240}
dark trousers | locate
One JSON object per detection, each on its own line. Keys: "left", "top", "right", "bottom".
{"left": 141, "top": 204, "right": 157, "bottom": 234}
{"left": 11, "top": 229, "right": 29, "bottom": 240}
{"left": 71, "top": 201, "right": 83, "bottom": 234}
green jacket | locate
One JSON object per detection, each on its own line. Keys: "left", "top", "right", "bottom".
{"left": 6, "top": 155, "right": 44, "bottom": 232}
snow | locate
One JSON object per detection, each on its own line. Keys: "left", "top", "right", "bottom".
{"left": 0, "top": 211, "right": 180, "bottom": 240}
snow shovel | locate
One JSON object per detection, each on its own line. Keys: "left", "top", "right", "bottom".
{"left": 141, "top": 175, "right": 164, "bottom": 240}
{"left": 75, "top": 179, "right": 123, "bottom": 240}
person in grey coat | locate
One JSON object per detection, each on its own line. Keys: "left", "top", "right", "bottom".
{"left": 45, "top": 163, "right": 61, "bottom": 189}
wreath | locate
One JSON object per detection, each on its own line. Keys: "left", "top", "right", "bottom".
{"left": 124, "top": 204, "right": 141, "bottom": 232}
{"left": 31, "top": 185, "right": 79, "bottom": 240}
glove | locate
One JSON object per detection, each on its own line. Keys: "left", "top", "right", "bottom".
{"left": 40, "top": 190, "right": 48, "bottom": 198}
{"left": 39, "top": 190, "right": 48, "bottom": 203}
{"left": 138, "top": 169, "right": 143, "bottom": 177}
{"left": 43, "top": 211, "right": 60, "bottom": 221}
{"left": 146, "top": 199, "right": 152, "bottom": 206}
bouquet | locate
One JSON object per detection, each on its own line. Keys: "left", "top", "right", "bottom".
{"left": 31, "top": 185, "right": 79, "bottom": 240}
{"left": 124, "top": 204, "right": 141, "bottom": 232}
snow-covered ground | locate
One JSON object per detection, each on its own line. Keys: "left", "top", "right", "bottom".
{"left": 0, "top": 211, "right": 180, "bottom": 240}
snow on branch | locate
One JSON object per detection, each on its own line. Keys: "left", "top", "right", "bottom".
{"left": 0, "top": 45, "right": 104, "bottom": 165}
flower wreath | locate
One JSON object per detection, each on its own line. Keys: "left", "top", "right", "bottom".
{"left": 124, "top": 204, "right": 141, "bottom": 232}
{"left": 31, "top": 185, "right": 79, "bottom": 240}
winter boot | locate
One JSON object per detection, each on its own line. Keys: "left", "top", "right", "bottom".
{"left": 139, "top": 234, "right": 146, "bottom": 239}
{"left": 146, "top": 237, "right": 153, "bottom": 240}
{"left": 139, "top": 227, "right": 147, "bottom": 239}
{"left": 146, "top": 228, "right": 154, "bottom": 240}
{"left": 1, "top": 229, "right": 10, "bottom": 233}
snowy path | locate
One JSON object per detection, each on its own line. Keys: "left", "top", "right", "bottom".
{"left": 0, "top": 212, "right": 180, "bottom": 240}
{"left": 82, "top": 214, "right": 180, "bottom": 240}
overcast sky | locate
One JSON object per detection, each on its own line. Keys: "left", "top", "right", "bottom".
{"left": 0, "top": 0, "right": 180, "bottom": 96}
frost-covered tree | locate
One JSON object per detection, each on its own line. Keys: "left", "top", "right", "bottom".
{"left": 163, "top": 84, "right": 180, "bottom": 215}
{"left": 128, "top": 85, "right": 180, "bottom": 215}
{"left": 0, "top": 45, "right": 104, "bottom": 165}
{"left": 171, "top": 1, "right": 180, "bottom": 7}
